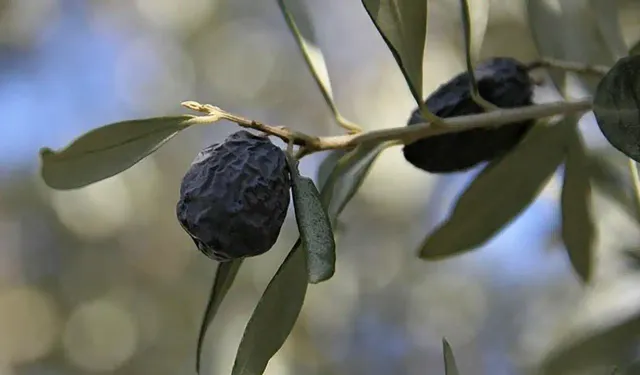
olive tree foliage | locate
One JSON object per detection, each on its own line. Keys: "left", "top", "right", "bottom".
{"left": 36, "top": 0, "right": 640, "bottom": 374}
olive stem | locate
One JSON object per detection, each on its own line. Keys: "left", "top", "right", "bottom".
{"left": 182, "top": 99, "right": 593, "bottom": 156}
{"left": 527, "top": 58, "right": 610, "bottom": 76}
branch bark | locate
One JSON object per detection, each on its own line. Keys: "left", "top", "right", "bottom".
{"left": 182, "top": 99, "right": 593, "bottom": 154}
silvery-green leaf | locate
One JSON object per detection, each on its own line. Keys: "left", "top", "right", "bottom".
{"left": 458, "top": 0, "right": 491, "bottom": 107}
{"left": 590, "top": 0, "right": 628, "bottom": 59}
{"left": 443, "top": 338, "right": 461, "bottom": 375}
{"left": 276, "top": 0, "right": 358, "bottom": 130}
{"left": 419, "top": 121, "right": 570, "bottom": 260}
{"left": 593, "top": 55, "right": 640, "bottom": 162}
{"left": 287, "top": 155, "right": 336, "bottom": 284}
{"left": 196, "top": 259, "right": 243, "bottom": 373}
{"left": 40, "top": 116, "right": 194, "bottom": 190}
{"left": 231, "top": 241, "right": 307, "bottom": 375}
{"left": 538, "top": 274, "right": 640, "bottom": 374}
{"left": 560, "top": 123, "right": 596, "bottom": 283}
{"left": 321, "top": 141, "right": 395, "bottom": 226}
{"left": 526, "top": 0, "right": 617, "bottom": 95}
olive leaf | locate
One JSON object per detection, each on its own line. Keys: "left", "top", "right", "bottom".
{"left": 231, "top": 240, "right": 307, "bottom": 375}
{"left": 526, "top": 0, "right": 616, "bottom": 95}
{"left": 360, "top": 0, "right": 431, "bottom": 114}
{"left": 418, "top": 121, "right": 569, "bottom": 260}
{"left": 276, "top": 0, "right": 358, "bottom": 131}
{"left": 443, "top": 338, "right": 461, "bottom": 375}
{"left": 317, "top": 149, "right": 349, "bottom": 190}
{"left": 286, "top": 154, "right": 336, "bottom": 284}
{"left": 589, "top": 0, "right": 628, "bottom": 60}
{"left": 320, "top": 141, "right": 396, "bottom": 226}
{"left": 593, "top": 55, "right": 640, "bottom": 163}
{"left": 630, "top": 40, "right": 640, "bottom": 56}
{"left": 40, "top": 116, "right": 194, "bottom": 190}
{"left": 196, "top": 259, "right": 243, "bottom": 374}
{"left": 587, "top": 150, "right": 640, "bottom": 224}
{"left": 457, "top": 0, "right": 492, "bottom": 108}
{"left": 538, "top": 273, "right": 640, "bottom": 374}
{"left": 560, "top": 123, "right": 596, "bottom": 283}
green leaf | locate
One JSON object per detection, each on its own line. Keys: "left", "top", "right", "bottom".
{"left": 320, "top": 141, "right": 395, "bottom": 226}
{"left": 443, "top": 338, "right": 460, "bottom": 375}
{"left": 589, "top": 0, "right": 628, "bottom": 60}
{"left": 457, "top": 0, "right": 491, "bottom": 108}
{"left": 630, "top": 40, "right": 640, "bottom": 56}
{"left": 360, "top": 0, "right": 428, "bottom": 109}
{"left": 317, "top": 149, "right": 349, "bottom": 191}
{"left": 538, "top": 274, "right": 640, "bottom": 374}
{"left": 39, "top": 116, "right": 194, "bottom": 190}
{"left": 276, "top": 0, "right": 359, "bottom": 131}
{"left": 286, "top": 154, "right": 336, "bottom": 284}
{"left": 231, "top": 241, "right": 307, "bottom": 375}
{"left": 419, "top": 121, "right": 569, "bottom": 260}
{"left": 196, "top": 259, "right": 243, "bottom": 374}
{"left": 593, "top": 55, "right": 640, "bottom": 162}
{"left": 526, "top": 0, "right": 617, "bottom": 95}
{"left": 560, "top": 124, "right": 596, "bottom": 283}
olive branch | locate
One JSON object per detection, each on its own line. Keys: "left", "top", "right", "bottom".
{"left": 180, "top": 90, "right": 594, "bottom": 157}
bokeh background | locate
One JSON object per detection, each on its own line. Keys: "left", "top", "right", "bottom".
{"left": 2, "top": 0, "right": 640, "bottom": 374}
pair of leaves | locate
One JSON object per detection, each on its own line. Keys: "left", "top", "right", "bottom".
{"left": 361, "top": 0, "right": 491, "bottom": 120}
{"left": 215, "top": 144, "right": 395, "bottom": 375}
{"left": 39, "top": 116, "right": 195, "bottom": 190}
{"left": 419, "top": 118, "right": 595, "bottom": 282}
{"left": 560, "top": 118, "right": 596, "bottom": 282}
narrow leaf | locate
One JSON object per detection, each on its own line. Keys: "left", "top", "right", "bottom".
{"left": 539, "top": 274, "right": 640, "bottom": 374}
{"left": 419, "top": 121, "right": 569, "bottom": 260}
{"left": 361, "top": 0, "right": 428, "bottom": 109}
{"left": 286, "top": 155, "right": 336, "bottom": 284}
{"left": 196, "top": 259, "right": 243, "bottom": 373}
{"left": 443, "top": 338, "right": 461, "bottom": 375}
{"left": 320, "top": 141, "right": 395, "bottom": 225}
{"left": 526, "top": 0, "right": 617, "bottom": 95}
{"left": 561, "top": 125, "right": 596, "bottom": 283}
{"left": 630, "top": 39, "right": 640, "bottom": 56}
{"left": 276, "top": 0, "right": 352, "bottom": 129}
{"left": 231, "top": 241, "right": 308, "bottom": 375}
{"left": 40, "top": 116, "right": 193, "bottom": 190}
{"left": 587, "top": 151, "right": 640, "bottom": 224}
{"left": 589, "top": 0, "right": 628, "bottom": 60}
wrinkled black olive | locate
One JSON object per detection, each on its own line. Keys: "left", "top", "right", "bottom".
{"left": 402, "top": 57, "right": 535, "bottom": 173}
{"left": 176, "top": 130, "right": 291, "bottom": 261}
